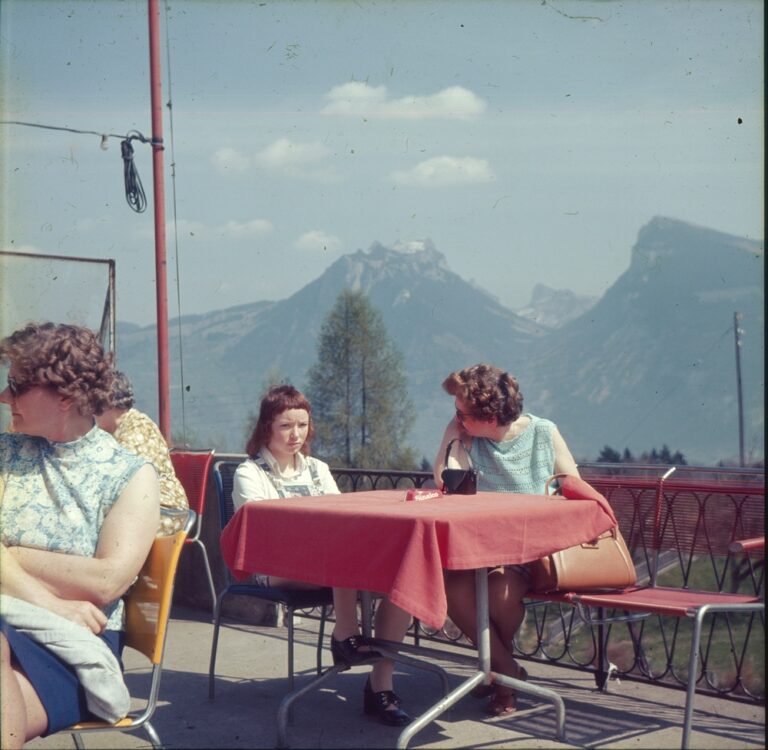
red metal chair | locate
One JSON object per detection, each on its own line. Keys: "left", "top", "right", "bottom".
{"left": 170, "top": 448, "right": 216, "bottom": 618}
{"left": 549, "top": 473, "right": 765, "bottom": 750}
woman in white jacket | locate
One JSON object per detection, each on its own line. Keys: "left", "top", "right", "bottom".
{"left": 233, "top": 384, "right": 411, "bottom": 726}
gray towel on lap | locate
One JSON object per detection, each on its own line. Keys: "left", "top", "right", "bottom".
{"left": 0, "top": 594, "right": 130, "bottom": 722}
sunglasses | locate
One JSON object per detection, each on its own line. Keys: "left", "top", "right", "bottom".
{"left": 455, "top": 408, "right": 472, "bottom": 423}
{"left": 6, "top": 375, "right": 31, "bottom": 398}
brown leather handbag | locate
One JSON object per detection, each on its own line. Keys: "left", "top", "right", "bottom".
{"left": 528, "top": 474, "right": 637, "bottom": 593}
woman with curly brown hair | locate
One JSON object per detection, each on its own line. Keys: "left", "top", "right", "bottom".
{"left": 0, "top": 322, "right": 160, "bottom": 748}
{"left": 433, "top": 363, "right": 578, "bottom": 717}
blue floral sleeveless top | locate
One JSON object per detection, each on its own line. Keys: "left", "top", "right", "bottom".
{"left": 470, "top": 414, "right": 556, "bottom": 495}
{"left": 0, "top": 425, "right": 147, "bottom": 630}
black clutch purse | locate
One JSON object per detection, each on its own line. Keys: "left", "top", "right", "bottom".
{"left": 440, "top": 438, "right": 478, "bottom": 495}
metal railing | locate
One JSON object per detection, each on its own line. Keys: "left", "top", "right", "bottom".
{"left": 214, "top": 456, "right": 764, "bottom": 704}
{"left": 330, "top": 463, "right": 765, "bottom": 705}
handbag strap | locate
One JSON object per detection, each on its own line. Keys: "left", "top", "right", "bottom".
{"left": 444, "top": 438, "right": 474, "bottom": 470}
{"left": 544, "top": 472, "right": 569, "bottom": 496}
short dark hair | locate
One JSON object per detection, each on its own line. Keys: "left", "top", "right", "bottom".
{"left": 0, "top": 322, "right": 114, "bottom": 417}
{"left": 442, "top": 363, "right": 523, "bottom": 426}
{"left": 245, "top": 385, "right": 314, "bottom": 457}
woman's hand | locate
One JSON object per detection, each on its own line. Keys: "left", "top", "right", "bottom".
{"left": 1, "top": 545, "right": 106, "bottom": 633}
{"left": 48, "top": 598, "right": 108, "bottom": 635}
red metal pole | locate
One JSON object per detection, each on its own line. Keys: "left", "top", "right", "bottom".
{"left": 147, "top": 0, "right": 171, "bottom": 441}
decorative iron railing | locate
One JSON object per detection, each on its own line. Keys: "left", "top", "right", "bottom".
{"left": 214, "top": 456, "right": 764, "bottom": 704}
{"left": 329, "top": 463, "right": 765, "bottom": 705}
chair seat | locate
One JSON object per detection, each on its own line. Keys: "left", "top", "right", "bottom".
{"left": 69, "top": 717, "right": 135, "bottom": 730}
{"left": 564, "top": 585, "right": 761, "bottom": 617}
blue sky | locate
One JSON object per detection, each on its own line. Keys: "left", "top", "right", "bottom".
{"left": 1, "top": 0, "right": 763, "bottom": 328}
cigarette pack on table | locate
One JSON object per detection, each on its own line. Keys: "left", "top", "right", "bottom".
{"left": 405, "top": 488, "right": 443, "bottom": 502}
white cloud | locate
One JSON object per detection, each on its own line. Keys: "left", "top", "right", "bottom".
{"left": 212, "top": 147, "right": 251, "bottom": 173}
{"left": 294, "top": 230, "right": 341, "bottom": 252}
{"left": 323, "top": 82, "right": 486, "bottom": 120}
{"left": 253, "top": 138, "right": 338, "bottom": 182}
{"left": 255, "top": 138, "right": 329, "bottom": 168}
{"left": 391, "top": 156, "right": 494, "bottom": 186}
{"left": 221, "top": 219, "right": 274, "bottom": 238}
{"left": 153, "top": 218, "right": 273, "bottom": 241}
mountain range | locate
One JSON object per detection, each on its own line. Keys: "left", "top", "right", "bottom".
{"left": 116, "top": 216, "right": 764, "bottom": 466}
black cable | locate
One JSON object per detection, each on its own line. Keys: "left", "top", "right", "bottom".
{"left": 120, "top": 138, "right": 147, "bottom": 213}
{"left": 2, "top": 119, "right": 151, "bottom": 214}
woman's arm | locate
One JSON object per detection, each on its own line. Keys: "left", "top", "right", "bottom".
{"left": 0, "top": 545, "right": 109, "bottom": 633}
{"left": 432, "top": 418, "right": 472, "bottom": 486}
{"left": 315, "top": 460, "right": 341, "bottom": 495}
{"left": 7, "top": 463, "right": 160, "bottom": 607}
{"left": 552, "top": 427, "right": 579, "bottom": 477}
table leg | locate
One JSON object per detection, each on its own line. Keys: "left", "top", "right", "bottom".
{"left": 396, "top": 568, "right": 567, "bottom": 749}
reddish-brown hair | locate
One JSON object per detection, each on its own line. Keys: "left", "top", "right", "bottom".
{"left": 442, "top": 363, "right": 523, "bottom": 426}
{"left": 0, "top": 322, "right": 114, "bottom": 417}
{"left": 245, "top": 385, "right": 314, "bottom": 457}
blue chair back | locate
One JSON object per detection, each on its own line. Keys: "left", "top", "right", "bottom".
{"left": 213, "top": 460, "right": 240, "bottom": 531}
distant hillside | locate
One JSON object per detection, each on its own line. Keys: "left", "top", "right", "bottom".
{"left": 117, "top": 217, "right": 764, "bottom": 466}
{"left": 519, "top": 217, "right": 764, "bottom": 465}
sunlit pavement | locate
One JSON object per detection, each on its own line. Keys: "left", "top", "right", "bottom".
{"left": 29, "top": 606, "right": 765, "bottom": 750}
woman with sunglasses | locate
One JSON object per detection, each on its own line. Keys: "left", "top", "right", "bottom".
{"left": 233, "top": 384, "right": 412, "bottom": 726}
{"left": 433, "top": 363, "right": 579, "bottom": 717}
{"left": 0, "top": 322, "right": 160, "bottom": 748}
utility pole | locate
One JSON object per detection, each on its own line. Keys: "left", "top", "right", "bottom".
{"left": 733, "top": 312, "right": 745, "bottom": 467}
{"left": 147, "top": 0, "right": 171, "bottom": 441}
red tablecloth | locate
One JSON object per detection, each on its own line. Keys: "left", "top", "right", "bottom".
{"left": 220, "top": 489, "right": 615, "bottom": 629}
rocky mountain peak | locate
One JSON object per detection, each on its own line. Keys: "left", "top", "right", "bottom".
{"left": 514, "top": 283, "right": 598, "bottom": 329}
{"left": 335, "top": 239, "right": 451, "bottom": 293}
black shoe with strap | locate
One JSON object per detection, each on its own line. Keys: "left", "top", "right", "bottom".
{"left": 330, "top": 634, "right": 382, "bottom": 667}
{"left": 363, "top": 678, "right": 411, "bottom": 726}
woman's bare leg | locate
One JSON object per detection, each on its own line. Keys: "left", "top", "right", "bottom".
{"left": 331, "top": 587, "right": 362, "bottom": 640}
{"left": 487, "top": 568, "right": 528, "bottom": 651}
{"left": 443, "top": 568, "right": 523, "bottom": 680}
{"left": 1, "top": 633, "right": 48, "bottom": 749}
{"left": 369, "top": 598, "right": 412, "bottom": 692}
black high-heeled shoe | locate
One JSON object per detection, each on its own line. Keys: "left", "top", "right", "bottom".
{"left": 330, "top": 634, "right": 381, "bottom": 667}
{"left": 363, "top": 678, "right": 411, "bottom": 726}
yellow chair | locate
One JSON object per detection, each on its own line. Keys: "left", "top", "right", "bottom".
{"left": 64, "top": 510, "right": 196, "bottom": 749}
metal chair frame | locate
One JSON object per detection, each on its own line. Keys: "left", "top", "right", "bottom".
{"left": 64, "top": 510, "right": 197, "bottom": 749}
{"left": 208, "top": 460, "right": 333, "bottom": 698}
{"left": 534, "top": 472, "right": 764, "bottom": 750}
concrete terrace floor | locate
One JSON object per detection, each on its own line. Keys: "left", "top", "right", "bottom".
{"left": 29, "top": 606, "right": 765, "bottom": 750}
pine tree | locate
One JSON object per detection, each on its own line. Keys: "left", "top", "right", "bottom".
{"left": 597, "top": 445, "right": 622, "bottom": 463}
{"left": 306, "top": 290, "right": 417, "bottom": 470}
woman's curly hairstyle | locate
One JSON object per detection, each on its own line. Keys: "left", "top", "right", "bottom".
{"left": 442, "top": 363, "right": 524, "bottom": 426}
{"left": 109, "top": 370, "right": 136, "bottom": 411}
{"left": 245, "top": 384, "right": 314, "bottom": 457}
{"left": 0, "top": 322, "right": 115, "bottom": 417}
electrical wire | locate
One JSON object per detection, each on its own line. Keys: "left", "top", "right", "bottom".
{"left": 164, "top": 0, "right": 189, "bottom": 443}
{"left": 120, "top": 137, "right": 147, "bottom": 213}
{"left": 2, "top": 119, "right": 150, "bottom": 214}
